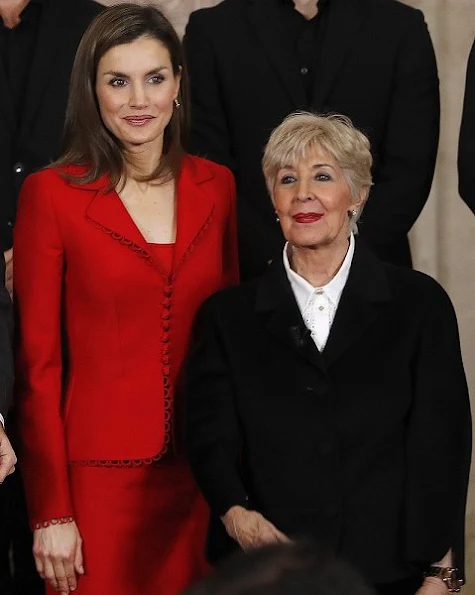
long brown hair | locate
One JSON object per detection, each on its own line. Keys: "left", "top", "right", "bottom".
{"left": 54, "top": 3, "right": 189, "bottom": 187}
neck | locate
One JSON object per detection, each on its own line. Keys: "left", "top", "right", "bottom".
{"left": 123, "top": 137, "right": 164, "bottom": 181}
{"left": 0, "top": 0, "right": 31, "bottom": 29}
{"left": 293, "top": 0, "right": 318, "bottom": 20}
{"left": 289, "top": 234, "right": 350, "bottom": 287}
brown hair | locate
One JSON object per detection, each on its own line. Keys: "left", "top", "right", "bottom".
{"left": 54, "top": 3, "right": 189, "bottom": 187}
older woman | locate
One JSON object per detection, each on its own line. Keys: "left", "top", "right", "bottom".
{"left": 185, "top": 113, "right": 471, "bottom": 595}
{"left": 14, "top": 4, "right": 238, "bottom": 595}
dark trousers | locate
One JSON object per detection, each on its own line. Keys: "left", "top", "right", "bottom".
{"left": 0, "top": 469, "right": 44, "bottom": 595}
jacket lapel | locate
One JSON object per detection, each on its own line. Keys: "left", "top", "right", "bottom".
{"left": 256, "top": 258, "right": 324, "bottom": 369}
{"left": 173, "top": 156, "right": 216, "bottom": 276}
{"left": 256, "top": 240, "right": 392, "bottom": 370}
{"left": 311, "top": 0, "right": 367, "bottom": 108}
{"left": 83, "top": 176, "right": 152, "bottom": 259}
{"left": 246, "top": 0, "right": 307, "bottom": 108}
{"left": 322, "top": 239, "right": 392, "bottom": 367}
{"left": 83, "top": 156, "right": 216, "bottom": 276}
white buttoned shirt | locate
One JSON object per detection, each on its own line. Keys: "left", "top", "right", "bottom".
{"left": 283, "top": 234, "right": 355, "bottom": 351}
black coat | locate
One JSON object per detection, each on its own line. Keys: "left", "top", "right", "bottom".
{"left": 0, "top": 257, "right": 13, "bottom": 421}
{"left": 458, "top": 39, "right": 475, "bottom": 215}
{"left": 184, "top": 0, "right": 440, "bottom": 279}
{"left": 185, "top": 240, "right": 471, "bottom": 584}
{"left": 0, "top": 0, "right": 103, "bottom": 251}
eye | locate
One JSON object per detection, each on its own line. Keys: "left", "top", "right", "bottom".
{"left": 108, "top": 77, "right": 127, "bottom": 88}
{"left": 315, "top": 172, "right": 331, "bottom": 182}
{"left": 148, "top": 74, "right": 165, "bottom": 84}
{"left": 279, "top": 174, "right": 296, "bottom": 184}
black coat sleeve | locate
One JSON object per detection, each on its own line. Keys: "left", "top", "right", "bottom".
{"left": 458, "top": 40, "right": 475, "bottom": 215}
{"left": 185, "top": 296, "right": 248, "bottom": 517}
{"left": 404, "top": 280, "right": 471, "bottom": 573}
{"left": 0, "top": 256, "right": 13, "bottom": 422}
{"left": 360, "top": 10, "right": 440, "bottom": 249}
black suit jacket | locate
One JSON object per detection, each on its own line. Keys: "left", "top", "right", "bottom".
{"left": 0, "top": 257, "right": 13, "bottom": 422}
{"left": 185, "top": 240, "right": 471, "bottom": 584}
{"left": 184, "top": 0, "right": 440, "bottom": 279}
{"left": 458, "top": 39, "right": 475, "bottom": 215}
{"left": 0, "top": 0, "right": 103, "bottom": 250}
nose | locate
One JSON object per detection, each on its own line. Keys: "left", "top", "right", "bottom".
{"left": 129, "top": 82, "right": 148, "bottom": 108}
{"left": 295, "top": 179, "right": 313, "bottom": 201}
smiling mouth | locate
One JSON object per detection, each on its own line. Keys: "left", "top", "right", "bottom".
{"left": 123, "top": 116, "right": 154, "bottom": 126}
{"left": 292, "top": 213, "right": 324, "bottom": 223}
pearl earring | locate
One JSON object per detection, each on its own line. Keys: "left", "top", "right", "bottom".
{"left": 174, "top": 98, "right": 181, "bottom": 108}
{"left": 350, "top": 209, "right": 358, "bottom": 217}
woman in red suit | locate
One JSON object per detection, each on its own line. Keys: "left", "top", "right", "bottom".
{"left": 13, "top": 5, "right": 238, "bottom": 595}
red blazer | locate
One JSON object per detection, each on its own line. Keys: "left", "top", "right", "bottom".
{"left": 14, "top": 155, "right": 239, "bottom": 527}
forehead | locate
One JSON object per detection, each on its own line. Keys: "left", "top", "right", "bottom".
{"left": 277, "top": 144, "right": 338, "bottom": 170}
{"left": 98, "top": 36, "right": 172, "bottom": 72}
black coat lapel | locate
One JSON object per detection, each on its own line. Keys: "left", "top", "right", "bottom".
{"left": 255, "top": 257, "right": 324, "bottom": 369}
{"left": 247, "top": 0, "right": 307, "bottom": 108}
{"left": 312, "top": 0, "right": 367, "bottom": 108}
{"left": 322, "top": 239, "right": 392, "bottom": 367}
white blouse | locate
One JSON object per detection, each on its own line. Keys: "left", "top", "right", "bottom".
{"left": 283, "top": 234, "right": 355, "bottom": 351}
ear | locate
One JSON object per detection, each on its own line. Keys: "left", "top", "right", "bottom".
{"left": 352, "top": 185, "right": 369, "bottom": 212}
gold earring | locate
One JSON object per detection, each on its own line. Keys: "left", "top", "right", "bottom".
{"left": 174, "top": 98, "right": 181, "bottom": 109}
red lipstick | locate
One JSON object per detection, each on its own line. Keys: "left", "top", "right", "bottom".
{"left": 292, "top": 213, "right": 323, "bottom": 223}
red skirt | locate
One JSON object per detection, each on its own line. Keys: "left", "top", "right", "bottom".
{"left": 46, "top": 461, "right": 210, "bottom": 595}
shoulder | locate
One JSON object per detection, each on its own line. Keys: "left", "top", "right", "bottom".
{"left": 198, "top": 279, "right": 258, "bottom": 322}
{"left": 183, "top": 154, "right": 234, "bottom": 186}
{"left": 362, "top": 0, "right": 426, "bottom": 32}
{"left": 67, "top": 0, "right": 104, "bottom": 19}
{"left": 187, "top": 0, "right": 242, "bottom": 28}
{"left": 20, "top": 166, "right": 94, "bottom": 206}
{"left": 364, "top": 0, "right": 423, "bottom": 18}
{"left": 385, "top": 264, "right": 456, "bottom": 318}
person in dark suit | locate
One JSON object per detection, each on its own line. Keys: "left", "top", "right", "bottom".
{"left": 0, "top": 0, "right": 103, "bottom": 295}
{"left": 184, "top": 0, "right": 440, "bottom": 280}
{"left": 458, "top": 39, "right": 475, "bottom": 215}
{"left": 0, "top": 1, "right": 102, "bottom": 592}
{"left": 185, "top": 113, "right": 471, "bottom": 595}
{"left": 0, "top": 255, "right": 15, "bottom": 484}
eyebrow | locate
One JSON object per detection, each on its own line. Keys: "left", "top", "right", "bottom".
{"left": 102, "top": 66, "right": 169, "bottom": 77}
{"left": 280, "top": 163, "right": 335, "bottom": 170}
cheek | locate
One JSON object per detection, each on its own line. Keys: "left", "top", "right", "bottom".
{"left": 273, "top": 189, "right": 292, "bottom": 215}
{"left": 96, "top": 88, "right": 122, "bottom": 123}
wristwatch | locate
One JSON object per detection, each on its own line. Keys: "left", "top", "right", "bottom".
{"left": 425, "top": 566, "right": 464, "bottom": 592}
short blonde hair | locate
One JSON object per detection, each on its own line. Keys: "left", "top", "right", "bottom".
{"left": 262, "top": 112, "right": 373, "bottom": 232}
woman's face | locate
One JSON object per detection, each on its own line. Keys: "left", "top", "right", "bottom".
{"left": 95, "top": 36, "right": 181, "bottom": 151}
{"left": 273, "top": 148, "right": 363, "bottom": 249}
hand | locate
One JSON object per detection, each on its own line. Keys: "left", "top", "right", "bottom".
{"left": 0, "top": 425, "right": 16, "bottom": 483}
{"left": 0, "top": 0, "right": 30, "bottom": 29}
{"left": 221, "top": 505, "right": 290, "bottom": 550}
{"left": 33, "top": 521, "right": 84, "bottom": 594}
{"left": 4, "top": 249, "right": 13, "bottom": 299}
{"left": 416, "top": 577, "right": 449, "bottom": 595}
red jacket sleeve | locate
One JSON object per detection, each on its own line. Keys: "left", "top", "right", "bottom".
{"left": 14, "top": 171, "right": 74, "bottom": 528}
